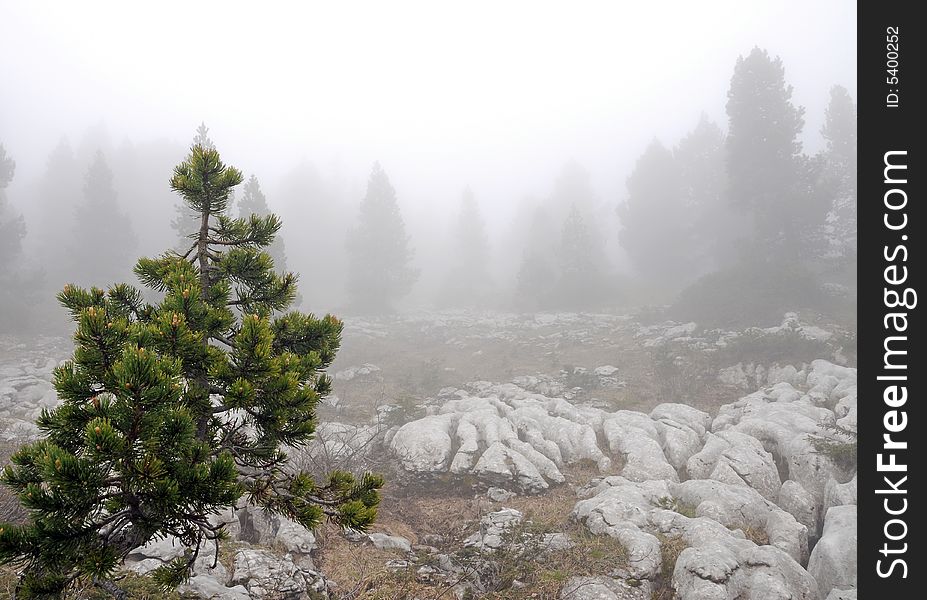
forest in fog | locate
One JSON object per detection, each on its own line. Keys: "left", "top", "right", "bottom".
{"left": 1, "top": 47, "right": 856, "bottom": 332}
{"left": 0, "top": 3, "right": 858, "bottom": 599}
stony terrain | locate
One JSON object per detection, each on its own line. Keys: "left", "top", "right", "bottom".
{"left": 0, "top": 311, "right": 857, "bottom": 599}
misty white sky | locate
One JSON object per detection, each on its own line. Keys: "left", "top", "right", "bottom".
{"left": 1, "top": 0, "right": 856, "bottom": 232}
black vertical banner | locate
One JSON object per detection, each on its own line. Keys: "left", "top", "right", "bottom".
{"left": 859, "top": 1, "right": 922, "bottom": 596}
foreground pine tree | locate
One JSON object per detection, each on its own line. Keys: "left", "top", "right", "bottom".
{"left": 0, "top": 144, "right": 383, "bottom": 598}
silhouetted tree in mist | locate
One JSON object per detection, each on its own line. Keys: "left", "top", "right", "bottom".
{"left": 436, "top": 187, "right": 493, "bottom": 307}
{"left": 0, "top": 144, "right": 24, "bottom": 265}
{"left": 554, "top": 203, "right": 610, "bottom": 307}
{"left": 275, "top": 161, "right": 349, "bottom": 311}
{"left": 237, "top": 174, "right": 301, "bottom": 308}
{"left": 68, "top": 151, "right": 138, "bottom": 286}
{"left": 820, "top": 85, "right": 857, "bottom": 257}
{"left": 674, "top": 115, "right": 745, "bottom": 272}
{"left": 618, "top": 140, "right": 694, "bottom": 289}
{"left": 725, "top": 48, "right": 829, "bottom": 262}
{"left": 0, "top": 143, "right": 35, "bottom": 330}
{"left": 514, "top": 206, "right": 557, "bottom": 310}
{"left": 515, "top": 202, "right": 612, "bottom": 310}
{"left": 237, "top": 175, "right": 290, "bottom": 273}
{"left": 345, "top": 163, "right": 418, "bottom": 313}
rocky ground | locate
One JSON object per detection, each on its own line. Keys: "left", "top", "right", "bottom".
{"left": 0, "top": 310, "right": 857, "bottom": 599}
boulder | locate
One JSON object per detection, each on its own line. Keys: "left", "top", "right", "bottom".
{"left": 368, "top": 532, "right": 412, "bottom": 553}
{"left": 560, "top": 576, "right": 651, "bottom": 600}
{"left": 808, "top": 505, "right": 857, "bottom": 598}
{"left": 230, "top": 548, "right": 309, "bottom": 599}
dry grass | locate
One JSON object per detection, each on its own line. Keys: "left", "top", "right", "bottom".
{"left": 739, "top": 526, "right": 769, "bottom": 546}
{"left": 651, "top": 534, "right": 688, "bottom": 600}
{"left": 318, "top": 464, "right": 632, "bottom": 600}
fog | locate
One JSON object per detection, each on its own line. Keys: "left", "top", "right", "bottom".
{"left": 0, "top": 4, "right": 861, "bottom": 597}
{"left": 1, "top": 0, "right": 856, "bottom": 326}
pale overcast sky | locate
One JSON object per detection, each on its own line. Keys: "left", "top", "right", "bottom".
{"left": 1, "top": 0, "right": 856, "bottom": 225}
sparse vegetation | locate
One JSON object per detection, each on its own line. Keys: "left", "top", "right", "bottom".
{"left": 809, "top": 423, "right": 857, "bottom": 473}
{"left": 656, "top": 497, "right": 698, "bottom": 519}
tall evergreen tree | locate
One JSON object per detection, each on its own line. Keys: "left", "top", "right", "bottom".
{"left": 820, "top": 85, "right": 857, "bottom": 256}
{"left": 1, "top": 143, "right": 31, "bottom": 329}
{"left": 237, "top": 175, "right": 290, "bottom": 273}
{"left": 725, "top": 47, "right": 828, "bottom": 261}
{"left": 618, "top": 140, "right": 692, "bottom": 287}
{"left": 673, "top": 115, "right": 744, "bottom": 272}
{"left": 69, "top": 151, "right": 138, "bottom": 286}
{"left": 345, "top": 163, "right": 418, "bottom": 313}
{"left": 276, "top": 161, "right": 348, "bottom": 310}
{"left": 436, "top": 187, "right": 493, "bottom": 307}
{"left": 172, "top": 124, "right": 217, "bottom": 249}
{"left": 514, "top": 207, "right": 557, "bottom": 311}
{"left": 32, "top": 139, "right": 81, "bottom": 279}
{"left": 192, "top": 122, "right": 215, "bottom": 150}
{"left": 0, "top": 143, "right": 382, "bottom": 597}
{"left": 555, "top": 204, "right": 608, "bottom": 308}
{"left": 0, "top": 143, "right": 24, "bottom": 265}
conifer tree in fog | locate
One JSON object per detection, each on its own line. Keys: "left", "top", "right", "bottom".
{"left": 0, "top": 142, "right": 382, "bottom": 597}
{"left": 820, "top": 85, "right": 857, "bottom": 256}
{"left": 238, "top": 175, "right": 302, "bottom": 308}
{"left": 725, "top": 47, "right": 829, "bottom": 261}
{"left": 550, "top": 161, "right": 597, "bottom": 217}
{"left": 33, "top": 139, "right": 81, "bottom": 283}
{"left": 171, "top": 123, "right": 216, "bottom": 249}
{"left": 69, "top": 151, "right": 138, "bottom": 286}
{"left": 514, "top": 207, "right": 557, "bottom": 310}
{"left": 673, "top": 115, "right": 742, "bottom": 271}
{"left": 238, "top": 175, "right": 291, "bottom": 274}
{"left": 554, "top": 203, "right": 609, "bottom": 307}
{"left": 0, "top": 143, "right": 29, "bottom": 328}
{"left": 345, "top": 163, "right": 418, "bottom": 313}
{"left": 618, "top": 140, "right": 694, "bottom": 287}
{"left": 0, "top": 144, "right": 24, "bottom": 267}
{"left": 437, "top": 187, "right": 493, "bottom": 307}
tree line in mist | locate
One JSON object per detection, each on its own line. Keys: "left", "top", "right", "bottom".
{"left": 0, "top": 48, "right": 856, "bottom": 332}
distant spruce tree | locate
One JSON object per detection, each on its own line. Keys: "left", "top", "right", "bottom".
{"left": 618, "top": 139, "right": 694, "bottom": 287}
{"left": 0, "top": 143, "right": 24, "bottom": 266}
{"left": 345, "top": 163, "right": 418, "bottom": 313}
{"left": 237, "top": 174, "right": 302, "bottom": 309}
{"left": 820, "top": 85, "right": 857, "bottom": 256}
{"left": 725, "top": 48, "right": 829, "bottom": 261}
{"left": 1, "top": 143, "right": 30, "bottom": 329}
{"left": 237, "top": 175, "right": 291, "bottom": 274}
{"left": 171, "top": 123, "right": 217, "bottom": 249}
{"left": 554, "top": 204, "right": 608, "bottom": 308}
{"left": 673, "top": 115, "right": 743, "bottom": 272}
{"left": 0, "top": 143, "right": 382, "bottom": 597}
{"left": 436, "top": 187, "right": 493, "bottom": 307}
{"left": 514, "top": 207, "right": 557, "bottom": 310}
{"left": 33, "top": 139, "right": 81, "bottom": 287}
{"left": 69, "top": 151, "right": 138, "bottom": 286}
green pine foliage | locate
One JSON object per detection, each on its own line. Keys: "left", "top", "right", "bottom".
{"left": 0, "top": 144, "right": 383, "bottom": 598}
{"left": 237, "top": 175, "right": 290, "bottom": 274}
{"left": 171, "top": 123, "right": 217, "bottom": 250}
